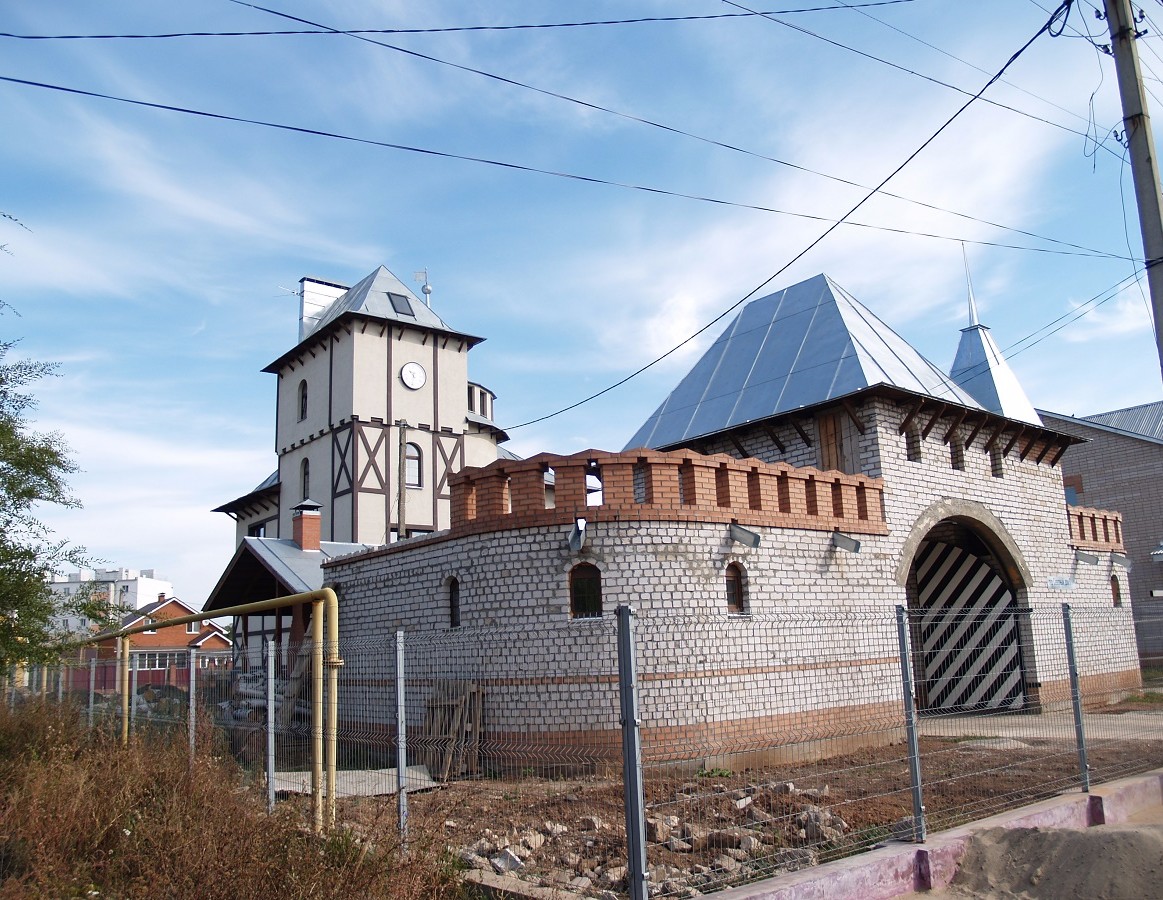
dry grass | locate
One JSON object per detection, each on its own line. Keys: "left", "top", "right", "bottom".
{"left": 0, "top": 700, "right": 467, "bottom": 899}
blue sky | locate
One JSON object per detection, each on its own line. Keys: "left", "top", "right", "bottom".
{"left": 2, "top": 0, "right": 1160, "bottom": 604}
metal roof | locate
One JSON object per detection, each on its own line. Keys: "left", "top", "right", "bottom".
{"left": 1084, "top": 400, "right": 1163, "bottom": 439}
{"left": 241, "top": 537, "right": 375, "bottom": 594}
{"left": 202, "top": 537, "right": 375, "bottom": 612}
{"left": 263, "top": 265, "right": 483, "bottom": 374}
{"left": 305, "top": 265, "right": 452, "bottom": 339}
{"left": 625, "top": 273, "right": 982, "bottom": 450}
{"left": 949, "top": 322, "right": 1041, "bottom": 426}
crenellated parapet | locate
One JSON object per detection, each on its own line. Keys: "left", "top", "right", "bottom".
{"left": 449, "top": 449, "right": 888, "bottom": 538}
{"left": 1066, "top": 505, "right": 1125, "bottom": 553}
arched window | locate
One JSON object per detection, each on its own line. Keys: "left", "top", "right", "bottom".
{"left": 405, "top": 443, "right": 422, "bottom": 487}
{"left": 449, "top": 577, "right": 461, "bottom": 628}
{"left": 569, "top": 563, "right": 602, "bottom": 619}
{"left": 300, "top": 458, "right": 310, "bottom": 501}
{"left": 725, "top": 563, "right": 746, "bottom": 614}
{"left": 1111, "top": 575, "right": 1122, "bottom": 607}
{"left": 298, "top": 380, "right": 308, "bottom": 421}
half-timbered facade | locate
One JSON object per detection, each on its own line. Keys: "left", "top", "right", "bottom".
{"left": 214, "top": 265, "right": 506, "bottom": 546}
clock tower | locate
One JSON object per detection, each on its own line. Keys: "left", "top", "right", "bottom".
{"left": 217, "top": 265, "right": 506, "bottom": 545}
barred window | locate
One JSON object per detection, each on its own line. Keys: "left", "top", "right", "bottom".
{"left": 569, "top": 564, "right": 602, "bottom": 619}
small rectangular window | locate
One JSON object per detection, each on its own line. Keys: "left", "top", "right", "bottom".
{"left": 388, "top": 293, "right": 415, "bottom": 317}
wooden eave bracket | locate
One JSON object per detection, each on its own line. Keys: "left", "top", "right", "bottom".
{"left": 727, "top": 433, "right": 748, "bottom": 458}
{"left": 1019, "top": 433, "right": 1039, "bottom": 462}
{"left": 791, "top": 419, "right": 814, "bottom": 447}
{"left": 841, "top": 400, "right": 866, "bottom": 435}
{"left": 963, "top": 416, "right": 988, "bottom": 450}
{"left": 1003, "top": 426, "right": 1026, "bottom": 456}
{"left": 942, "top": 409, "right": 968, "bottom": 445}
{"left": 898, "top": 399, "right": 926, "bottom": 435}
{"left": 1048, "top": 440, "right": 1070, "bottom": 467}
{"left": 920, "top": 404, "right": 947, "bottom": 440}
{"left": 1033, "top": 437, "right": 1054, "bottom": 465}
{"left": 982, "top": 422, "right": 1007, "bottom": 452}
{"left": 761, "top": 424, "right": 786, "bottom": 454}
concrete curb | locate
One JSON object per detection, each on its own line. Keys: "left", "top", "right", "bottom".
{"left": 705, "top": 768, "right": 1163, "bottom": 899}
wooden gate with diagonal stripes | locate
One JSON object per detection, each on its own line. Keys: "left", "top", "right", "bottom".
{"left": 912, "top": 540, "right": 1027, "bottom": 713}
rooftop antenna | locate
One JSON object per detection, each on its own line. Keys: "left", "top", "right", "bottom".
{"left": 961, "top": 243, "right": 979, "bottom": 327}
{"left": 414, "top": 269, "right": 433, "bottom": 307}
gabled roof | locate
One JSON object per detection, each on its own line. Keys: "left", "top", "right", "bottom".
{"left": 625, "top": 273, "right": 982, "bottom": 450}
{"left": 1084, "top": 400, "right": 1163, "bottom": 440}
{"left": 202, "top": 537, "right": 375, "bottom": 613}
{"left": 949, "top": 299, "right": 1041, "bottom": 426}
{"left": 263, "top": 265, "right": 483, "bottom": 374}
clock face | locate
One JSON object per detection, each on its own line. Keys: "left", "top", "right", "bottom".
{"left": 400, "top": 361, "right": 427, "bottom": 390}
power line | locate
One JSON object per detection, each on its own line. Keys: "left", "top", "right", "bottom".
{"left": 0, "top": 73, "right": 1127, "bottom": 260}
{"left": 0, "top": 2, "right": 927, "bottom": 41}
{"left": 224, "top": 0, "right": 1128, "bottom": 262}
{"left": 830, "top": 0, "right": 1101, "bottom": 129}
{"left": 504, "top": 0, "right": 1078, "bottom": 431}
{"left": 722, "top": 0, "right": 1123, "bottom": 158}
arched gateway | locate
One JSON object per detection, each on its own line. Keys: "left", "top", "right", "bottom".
{"left": 899, "top": 501, "right": 1033, "bottom": 714}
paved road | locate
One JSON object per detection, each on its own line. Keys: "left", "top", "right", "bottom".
{"left": 919, "top": 709, "right": 1162, "bottom": 742}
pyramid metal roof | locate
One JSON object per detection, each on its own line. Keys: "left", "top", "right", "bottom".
{"left": 305, "top": 265, "right": 451, "bottom": 338}
{"left": 625, "top": 273, "right": 982, "bottom": 450}
{"left": 264, "top": 265, "right": 483, "bottom": 373}
{"left": 948, "top": 298, "right": 1041, "bottom": 426}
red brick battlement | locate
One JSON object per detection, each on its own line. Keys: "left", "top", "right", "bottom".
{"left": 449, "top": 449, "right": 888, "bottom": 538}
{"left": 1066, "top": 505, "right": 1125, "bottom": 553}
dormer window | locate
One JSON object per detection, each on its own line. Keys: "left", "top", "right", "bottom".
{"left": 298, "top": 380, "right": 308, "bottom": 421}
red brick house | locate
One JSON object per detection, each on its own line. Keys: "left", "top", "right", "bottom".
{"left": 85, "top": 596, "right": 230, "bottom": 690}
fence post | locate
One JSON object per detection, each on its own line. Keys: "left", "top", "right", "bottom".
{"left": 1061, "top": 604, "right": 1091, "bottom": 792}
{"left": 395, "top": 629, "right": 408, "bottom": 842}
{"left": 88, "top": 658, "right": 96, "bottom": 729}
{"left": 617, "top": 604, "right": 648, "bottom": 900}
{"left": 188, "top": 649, "right": 198, "bottom": 761}
{"left": 266, "top": 640, "right": 276, "bottom": 813}
{"left": 130, "top": 655, "right": 139, "bottom": 731}
{"left": 895, "top": 605, "right": 927, "bottom": 843}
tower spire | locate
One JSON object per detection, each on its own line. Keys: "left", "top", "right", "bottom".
{"left": 962, "top": 243, "right": 979, "bottom": 327}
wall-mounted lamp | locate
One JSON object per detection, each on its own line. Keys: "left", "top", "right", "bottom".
{"left": 568, "top": 516, "right": 587, "bottom": 553}
{"left": 728, "top": 522, "right": 761, "bottom": 548}
{"left": 1074, "top": 549, "right": 1100, "bottom": 566}
{"left": 1111, "top": 552, "right": 1130, "bottom": 569}
{"left": 831, "top": 531, "right": 861, "bottom": 553}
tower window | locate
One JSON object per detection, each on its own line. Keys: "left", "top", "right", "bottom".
{"left": 405, "top": 443, "right": 422, "bottom": 487}
{"left": 569, "top": 563, "right": 602, "bottom": 619}
{"left": 301, "top": 458, "right": 310, "bottom": 500}
{"left": 449, "top": 578, "right": 461, "bottom": 628}
{"left": 298, "top": 380, "right": 308, "bottom": 421}
{"left": 1111, "top": 575, "right": 1122, "bottom": 608}
{"left": 989, "top": 444, "right": 1005, "bottom": 478}
{"left": 725, "top": 563, "right": 746, "bottom": 615}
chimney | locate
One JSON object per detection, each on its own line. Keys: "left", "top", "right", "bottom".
{"left": 298, "top": 277, "right": 348, "bottom": 341}
{"left": 292, "top": 499, "right": 324, "bottom": 551}
{"left": 158, "top": 593, "right": 165, "bottom": 603}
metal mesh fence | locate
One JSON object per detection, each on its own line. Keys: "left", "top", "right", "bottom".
{"left": 11, "top": 603, "right": 1162, "bottom": 899}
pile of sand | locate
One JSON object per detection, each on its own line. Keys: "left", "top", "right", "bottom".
{"left": 940, "top": 824, "right": 1163, "bottom": 899}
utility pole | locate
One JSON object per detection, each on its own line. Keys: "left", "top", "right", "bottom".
{"left": 1104, "top": 0, "right": 1163, "bottom": 383}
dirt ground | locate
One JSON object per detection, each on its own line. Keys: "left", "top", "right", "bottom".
{"left": 331, "top": 731, "right": 1163, "bottom": 897}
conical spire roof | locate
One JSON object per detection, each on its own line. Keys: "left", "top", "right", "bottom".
{"left": 625, "top": 273, "right": 982, "bottom": 450}
{"left": 949, "top": 300, "right": 1041, "bottom": 427}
